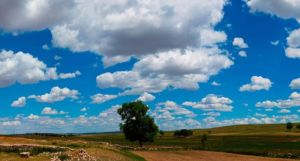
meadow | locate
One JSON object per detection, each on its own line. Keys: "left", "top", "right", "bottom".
{"left": 0, "top": 123, "right": 299, "bottom": 160}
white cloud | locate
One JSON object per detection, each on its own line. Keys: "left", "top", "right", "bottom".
{"left": 41, "top": 107, "right": 58, "bottom": 115}
{"left": 80, "top": 107, "right": 88, "bottom": 112}
{"left": 246, "top": 1, "right": 300, "bottom": 59}
{"left": 152, "top": 101, "right": 196, "bottom": 120}
{"left": 137, "top": 92, "right": 155, "bottom": 102}
{"left": 91, "top": 93, "right": 118, "bottom": 104}
{"left": 233, "top": 37, "right": 248, "bottom": 49}
{"left": 238, "top": 51, "right": 247, "bottom": 57}
{"left": 254, "top": 113, "right": 267, "bottom": 117}
{"left": 256, "top": 92, "right": 300, "bottom": 108}
{"left": 11, "top": 96, "right": 26, "bottom": 107}
{"left": 0, "top": 50, "right": 80, "bottom": 88}
{"left": 151, "top": 101, "right": 200, "bottom": 130}
{"left": 97, "top": 48, "right": 233, "bottom": 95}
{"left": 289, "top": 77, "right": 300, "bottom": 89}
{"left": 239, "top": 76, "right": 272, "bottom": 92}
{"left": 2, "top": 120, "right": 21, "bottom": 126}
{"left": 211, "top": 81, "right": 221, "bottom": 86}
{"left": 278, "top": 109, "right": 290, "bottom": 114}
{"left": 27, "top": 114, "right": 39, "bottom": 120}
{"left": 200, "top": 29, "right": 227, "bottom": 47}
{"left": 58, "top": 70, "right": 81, "bottom": 79}
{"left": 49, "top": 0, "right": 227, "bottom": 66}
{"left": 246, "top": 0, "right": 300, "bottom": 22}
{"left": 97, "top": 105, "right": 121, "bottom": 130}
{"left": 183, "top": 94, "right": 233, "bottom": 111}
{"left": 29, "top": 86, "right": 79, "bottom": 103}
{"left": 271, "top": 40, "right": 279, "bottom": 46}
{"left": 54, "top": 55, "right": 62, "bottom": 61}
{"left": 286, "top": 47, "right": 300, "bottom": 58}
{"left": 0, "top": 0, "right": 75, "bottom": 31}
{"left": 203, "top": 112, "right": 221, "bottom": 117}
{"left": 286, "top": 29, "right": 300, "bottom": 58}
{"left": 42, "top": 44, "right": 50, "bottom": 50}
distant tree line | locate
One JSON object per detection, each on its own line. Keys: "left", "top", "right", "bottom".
{"left": 286, "top": 122, "right": 300, "bottom": 131}
{"left": 174, "top": 129, "right": 193, "bottom": 137}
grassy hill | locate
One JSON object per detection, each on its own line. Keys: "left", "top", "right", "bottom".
{"left": 5, "top": 123, "right": 300, "bottom": 160}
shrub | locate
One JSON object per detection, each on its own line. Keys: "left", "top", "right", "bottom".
{"left": 286, "top": 122, "right": 293, "bottom": 131}
{"left": 58, "top": 153, "right": 70, "bottom": 161}
{"left": 174, "top": 129, "right": 193, "bottom": 137}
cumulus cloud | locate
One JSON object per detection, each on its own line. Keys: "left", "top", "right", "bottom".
{"left": 238, "top": 51, "right": 247, "bottom": 57}
{"left": 246, "top": 0, "right": 300, "bottom": 59}
{"left": 97, "top": 48, "right": 233, "bottom": 95}
{"left": 0, "top": 0, "right": 75, "bottom": 31}
{"left": 58, "top": 70, "right": 81, "bottom": 79}
{"left": 11, "top": 96, "right": 26, "bottom": 107}
{"left": 203, "top": 112, "right": 221, "bottom": 117}
{"left": 151, "top": 101, "right": 200, "bottom": 130}
{"left": 183, "top": 94, "right": 233, "bottom": 111}
{"left": 246, "top": 0, "right": 300, "bottom": 21}
{"left": 27, "top": 114, "right": 39, "bottom": 120}
{"left": 201, "top": 114, "right": 298, "bottom": 128}
{"left": 0, "top": 50, "right": 80, "bottom": 88}
{"left": 41, "top": 107, "right": 58, "bottom": 115}
{"left": 2, "top": 120, "right": 21, "bottom": 126}
{"left": 137, "top": 92, "right": 155, "bottom": 102}
{"left": 289, "top": 77, "right": 300, "bottom": 89}
{"left": 0, "top": 0, "right": 228, "bottom": 66}
{"left": 91, "top": 93, "right": 118, "bottom": 104}
{"left": 256, "top": 92, "right": 300, "bottom": 108}
{"left": 41, "top": 107, "right": 67, "bottom": 115}
{"left": 50, "top": 0, "right": 227, "bottom": 66}
{"left": 211, "top": 81, "right": 221, "bottom": 86}
{"left": 233, "top": 37, "right": 248, "bottom": 49}
{"left": 239, "top": 76, "right": 272, "bottom": 92}
{"left": 271, "top": 40, "right": 279, "bottom": 46}
{"left": 29, "top": 86, "right": 79, "bottom": 103}
{"left": 278, "top": 109, "right": 290, "bottom": 114}
{"left": 152, "top": 101, "right": 196, "bottom": 120}
{"left": 80, "top": 107, "right": 88, "bottom": 112}
{"left": 285, "top": 29, "right": 300, "bottom": 58}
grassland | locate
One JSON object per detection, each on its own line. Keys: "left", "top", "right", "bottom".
{"left": 0, "top": 123, "right": 299, "bottom": 160}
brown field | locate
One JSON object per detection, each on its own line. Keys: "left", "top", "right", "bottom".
{"left": 134, "top": 150, "right": 297, "bottom": 161}
{"left": 0, "top": 124, "right": 299, "bottom": 161}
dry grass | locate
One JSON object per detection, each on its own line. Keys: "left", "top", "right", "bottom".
{"left": 134, "top": 150, "right": 298, "bottom": 161}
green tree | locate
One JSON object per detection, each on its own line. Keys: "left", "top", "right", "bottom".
{"left": 286, "top": 122, "right": 293, "bottom": 131}
{"left": 201, "top": 134, "right": 208, "bottom": 148}
{"left": 174, "top": 129, "right": 193, "bottom": 137}
{"left": 117, "top": 101, "right": 159, "bottom": 147}
{"left": 296, "top": 124, "right": 300, "bottom": 130}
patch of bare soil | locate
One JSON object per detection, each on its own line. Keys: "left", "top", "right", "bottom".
{"left": 134, "top": 150, "right": 298, "bottom": 161}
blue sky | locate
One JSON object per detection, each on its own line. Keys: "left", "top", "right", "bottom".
{"left": 1, "top": 0, "right": 300, "bottom": 134}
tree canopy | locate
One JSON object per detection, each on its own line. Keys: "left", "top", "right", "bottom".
{"left": 117, "top": 101, "right": 159, "bottom": 147}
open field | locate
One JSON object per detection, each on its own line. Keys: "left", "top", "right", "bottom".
{"left": 134, "top": 150, "right": 298, "bottom": 161}
{"left": 0, "top": 124, "right": 299, "bottom": 160}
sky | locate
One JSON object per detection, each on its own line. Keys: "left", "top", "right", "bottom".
{"left": 1, "top": 0, "right": 300, "bottom": 134}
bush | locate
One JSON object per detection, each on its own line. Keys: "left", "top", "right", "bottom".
{"left": 286, "top": 122, "right": 293, "bottom": 131}
{"left": 174, "top": 129, "right": 193, "bottom": 137}
{"left": 58, "top": 153, "right": 70, "bottom": 161}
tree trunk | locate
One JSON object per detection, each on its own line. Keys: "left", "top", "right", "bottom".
{"left": 139, "top": 140, "right": 143, "bottom": 147}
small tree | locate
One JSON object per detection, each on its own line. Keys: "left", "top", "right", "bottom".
{"left": 286, "top": 122, "right": 293, "bottom": 131}
{"left": 174, "top": 129, "right": 193, "bottom": 137}
{"left": 118, "top": 101, "right": 159, "bottom": 147}
{"left": 296, "top": 124, "right": 300, "bottom": 130}
{"left": 201, "top": 134, "right": 208, "bottom": 148}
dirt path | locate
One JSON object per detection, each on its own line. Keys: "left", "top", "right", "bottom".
{"left": 134, "top": 150, "right": 297, "bottom": 161}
